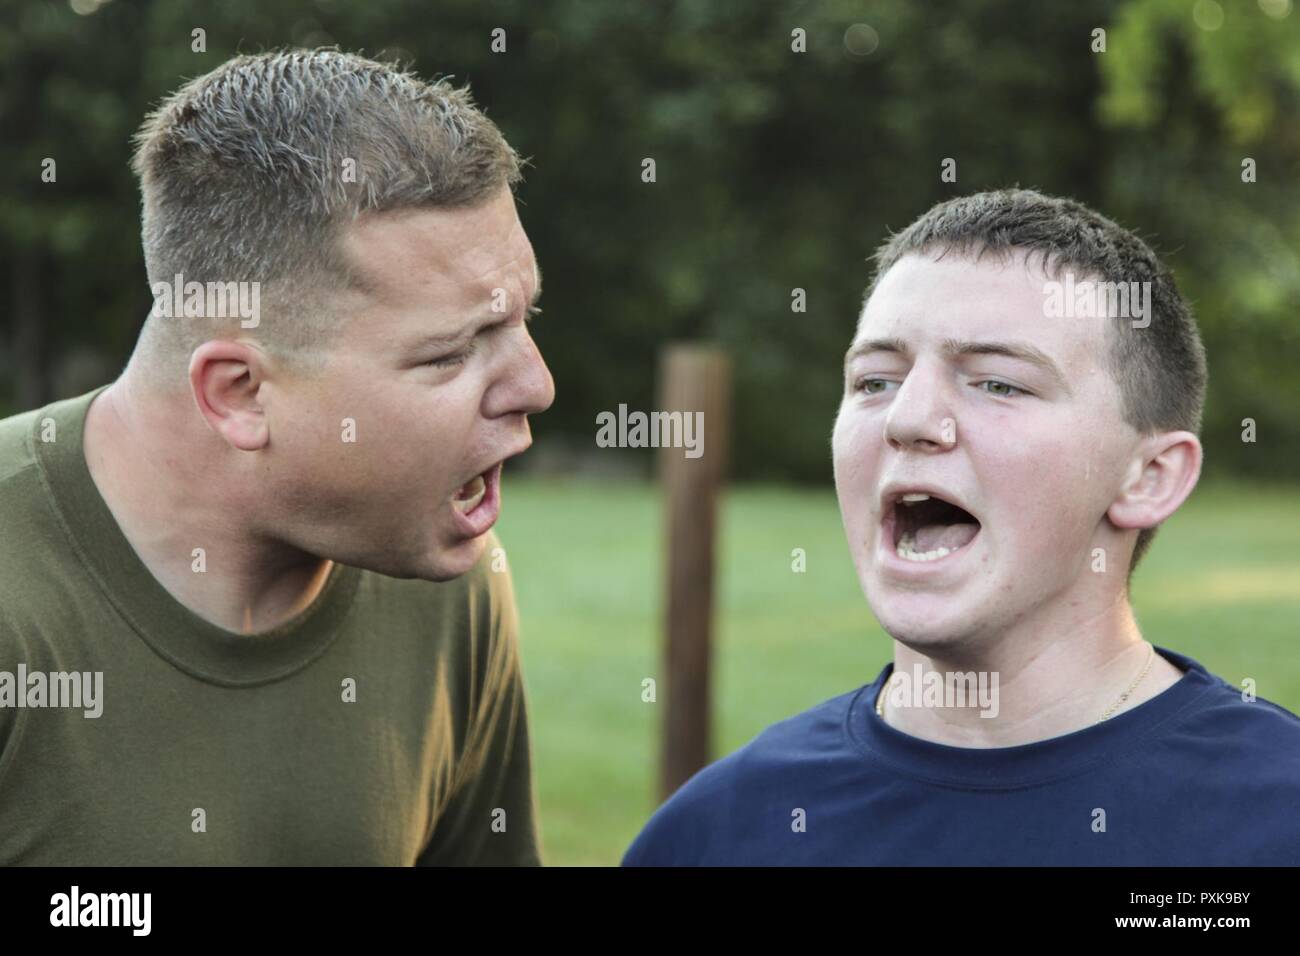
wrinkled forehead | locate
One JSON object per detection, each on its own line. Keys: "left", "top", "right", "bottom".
{"left": 855, "top": 249, "right": 1113, "bottom": 371}
{"left": 337, "top": 190, "right": 537, "bottom": 311}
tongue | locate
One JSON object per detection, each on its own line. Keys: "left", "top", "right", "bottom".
{"left": 914, "top": 521, "right": 979, "bottom": 553}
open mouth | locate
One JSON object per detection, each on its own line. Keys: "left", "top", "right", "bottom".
{"left": 451, "top": 471, "right": 489, "bottom": 515}
{"left": 887, "top": 492, "right": 982, "bottom": 563}
{"left": 448, "top": 461, "right": 504, "bottom": 538}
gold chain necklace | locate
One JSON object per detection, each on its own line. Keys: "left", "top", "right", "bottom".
{"left": 875, "top": 643, "right": 1157, "bottom": 725}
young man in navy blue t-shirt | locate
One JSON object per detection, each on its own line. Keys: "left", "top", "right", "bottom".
{"left": 623, "top": 189, "right": 1300, "bottom": 866}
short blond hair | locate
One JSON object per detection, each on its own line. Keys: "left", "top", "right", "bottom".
{"left": 131, "top": 48, "right": 522, "bottom": 385}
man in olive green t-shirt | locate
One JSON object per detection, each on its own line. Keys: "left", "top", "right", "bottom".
{"left": 0, "top": 51, "right": 554, "bottom": 865}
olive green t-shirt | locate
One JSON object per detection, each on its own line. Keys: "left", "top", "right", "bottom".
{"left": 0, "top": 386, "right": 542, "bottom": 865}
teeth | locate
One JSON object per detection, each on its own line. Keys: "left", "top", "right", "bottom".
{"left": 451, "top": 474, "right": 486, "bottom": 514}
{"left": 895, "top": 531, "right": 953, "bottom": 562}
{"left": 900, "top": 493, "right": 931, "bottom": 504}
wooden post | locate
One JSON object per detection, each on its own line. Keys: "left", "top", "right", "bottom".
{"left": 658, "top": 345, "right": 731, "bottom": 802}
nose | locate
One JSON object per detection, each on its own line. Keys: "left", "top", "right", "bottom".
{"left": 485, "top": 325, "right": 555, "bottom": 419}
{"left": 882, "top": 359, "right": 957, "bottom": 452}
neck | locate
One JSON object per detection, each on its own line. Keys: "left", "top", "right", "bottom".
{"left": 83, "top": 367, "right": 334, "bottom": 635}
{"left": 879, "top": 596, "right": 1185, "bottom": 747}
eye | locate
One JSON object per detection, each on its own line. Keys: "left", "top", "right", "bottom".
{"left": 976, "top": 379, "right": 1027, "bottom": 397}
{"left": 422, "top": 341, "right": 477, "bottom": 368}
{"left": 852, "top": 377, "right": 898, "bottom": 394}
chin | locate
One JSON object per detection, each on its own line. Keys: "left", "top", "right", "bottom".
{"left": 875, "top": 608, "right": 969, "bottom": 648}
{"left": 864, "top": 578, "right": 986, "bottom": 648}
{"left": 422, "top": 533, "right": 490, "bottom": 581}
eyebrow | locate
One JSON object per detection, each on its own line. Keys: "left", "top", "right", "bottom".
{"left": 844, "top": 336, "right": 1072, "bottom": 394}
{"left": 403, "top": 264, "right": 544, "bottom": 353}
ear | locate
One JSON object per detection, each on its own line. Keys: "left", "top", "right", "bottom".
{"left": 1107, "top": 430, "right": 1203, "bottom": 532}
{"left": 188, "top": 340, "right": 271, "bottom": 451}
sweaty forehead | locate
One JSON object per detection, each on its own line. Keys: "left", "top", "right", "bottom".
{"left": 339, "top": 190, "right": 536, "bottom": 310}
{"left": 858, "top": 251, "right": 1109, "bottom": 372}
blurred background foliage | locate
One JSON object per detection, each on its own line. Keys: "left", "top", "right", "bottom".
{"left": 3, "top": 0, "right": 1299, "bottom": 868}
{"left": 1, "top": 0, "right": 1297, "bottom": 480}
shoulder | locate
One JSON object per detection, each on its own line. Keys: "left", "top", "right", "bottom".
{"left": 1157, "top": 669, "right": 1300, "bottom": 822}
{"left": 0, "top": 404, "right": 76, "bottom": 628}
{"left": 622, "top": 686, "right": 865, "bottom": 866}
{"left": 0, "top": 404, "right": 42, "bottom": 477}
{"left": 0, "top": 404, "right": 45, "bottom": 526}
{"left": 1171, "top": 668, "right": 1300, "bottom": 759}
{"left": 1146, "top": 671, "right": 1300, "bottom": 862}
{"left": 1191, "top": 679, "right": 1300, "bottom": 764}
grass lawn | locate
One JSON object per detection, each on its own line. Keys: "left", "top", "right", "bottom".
{"left": 495, "top": 477, "right": 1300, "bottom": 866}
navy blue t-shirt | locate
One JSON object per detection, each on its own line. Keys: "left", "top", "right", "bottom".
{"left": 622, "top": 646, "right": 1300, "bottom": 865}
